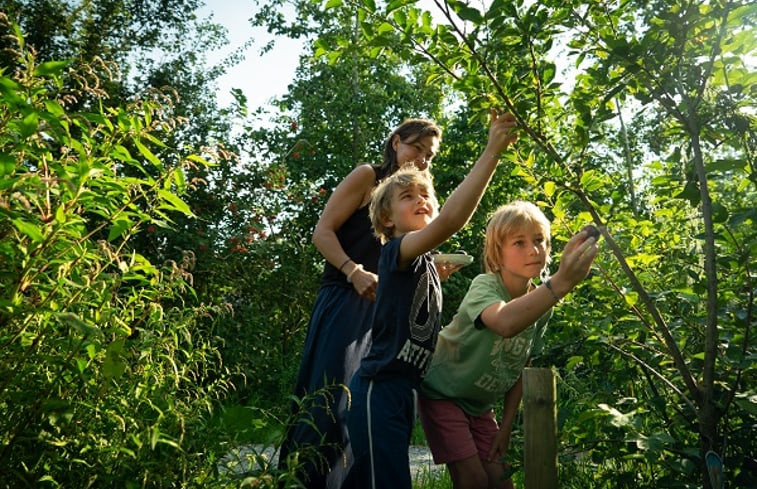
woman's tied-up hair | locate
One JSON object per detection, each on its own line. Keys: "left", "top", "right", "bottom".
{"left": 369, "top": 166, "right": 438, "bottom": 244}
{"left": 375, "top": 118, "right": 442, "bottom": 180}
{"left": 483, "top": 201, "right": 552, "bottom": 274}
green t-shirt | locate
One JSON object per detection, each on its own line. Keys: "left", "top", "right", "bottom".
{"left": 420, "top": 273, "right": 551, "bottom": 417}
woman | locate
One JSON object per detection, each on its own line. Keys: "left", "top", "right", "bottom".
{"left": 278, "top": 119, "right": 444, "bottom": 489}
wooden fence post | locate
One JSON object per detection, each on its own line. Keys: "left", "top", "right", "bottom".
{"left": 522, "top": 367, "right": 557, "bottom": 489}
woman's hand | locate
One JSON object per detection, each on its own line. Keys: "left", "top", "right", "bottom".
{"left": 351, "top": 268, "right": 378, "bottom": 301}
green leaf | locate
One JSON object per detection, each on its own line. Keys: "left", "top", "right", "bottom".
{"left": 103, "top": 339, "right": 126, "bottom": 379}
{"left": 185, "top": 154, "right": 213, "bottom": 167}
{"left": 733, "top": 392, "right": 757, "bottom": 416}
{"left": 711, "top": 202, "right": 728, "bottom": 223}
{"left": 580, "top": 170, "right": 604, "bottom": 191}
{"left": 111, "top": 144, "right": 135, "bottom": 163}
{"left": 173, "top": 168, "right": 186, "bottom": 191}
{"left": 544, "top": 181, "right": 556, "bottom": 197}
{"left": 0, "top": 152, "right": 15, "bottom": 176}
{"left": 141, "top": 132, "right": 167, "bottom": 148}
{"left": 635, "top": 432, "right": 674, "bottom": 453}
{"left": 362, "top": 0, "right": 376, "bottom": 12}
{"left": 387, "top": 0, "right": 414, "bottom": 14}
{"left": 108, "top": 218, "right": 132, "bottom": 241}
{"left": 19, "top": 112, "right": 39, "bottom": 137}
{"left": 377, "top": 22, "right": 394, "bottom": 35}
{"left": 627, "top": 253, "right": 660, "bottom": 267}
{"left": 598, "top": 403, "right": 635, "bottom": 428}
{"left": 75, "top": 357, "right": 88, "bottom": 374}
{"left": 542, "top": 62, "right": 556, "bottom": 84}
{"left": 566, "top": 355, "right": 584, "bottom": 370}
{"left": 325, "top": 0, "right": 342, "bottom": 9}
{"left": 12, "top": 218, "right": 45, "bottom": 243}
{"left": 449, "top": 1, "right": 483, "bottom": 23}
{"left": 134, "top": 140, "right": 163, "bottom": 170}
{"left": 707, "top": 158, "right": 745, "bottom": 173}
{"left": 675, "top": 180, "right": 700, "bottom": 205}
{"left": 157, "top": 189, "right": 194, "bottom": 216}
{"left": 34, "top": 59, "right": 71, "bottom": 76}
{"left": 44, "top": 100, "right": 65, "bottom": 117}
{"left": 55, "top": 205, "right": 66, "bottom": 224}
{"left": 151, "top": 426, "right": 160, "bottom": 450}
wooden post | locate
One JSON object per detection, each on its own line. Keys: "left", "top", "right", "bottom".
{"left": 522, "top": 367, "right": 557, "bottom": 489}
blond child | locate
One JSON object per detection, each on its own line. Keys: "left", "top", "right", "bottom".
{"left": 418, "top": 201, "right": 599, "bottom": 489}
{"left": 345, "top": 110, "right": 518, "bottom": 489}
{"left": 279, "top": 118, "right": 442, "bottom": 489}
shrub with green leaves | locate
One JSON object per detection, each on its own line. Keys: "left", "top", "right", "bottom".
{"left": 0, "top": 21, "right": 234, "bottom": 487}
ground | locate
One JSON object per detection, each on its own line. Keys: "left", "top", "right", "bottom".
{"left": 218, "top": 444, "right": 444, "bottom": 480}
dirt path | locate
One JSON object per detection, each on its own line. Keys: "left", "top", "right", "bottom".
{"left": 218, "top": 444, "right": 444, "bottom": 480}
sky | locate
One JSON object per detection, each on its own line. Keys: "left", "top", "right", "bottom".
{"left": 197, "top": 0, "right": 446, "bottom": 113}
{"left": 197, "top": 1, "right": 306, "bottom": 110}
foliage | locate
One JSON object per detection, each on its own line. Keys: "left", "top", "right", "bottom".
{"left": 304, "top": 0, "right": 757, "bottom": 487}
{"left": 214, "top": 0, "right": 456, "bottom": 413}
{"left": 2, "top": 0, "right": 756, "bottom": 487}
{"left": 0, "top": 22, "right": 237, "bottom": 487}
{"left": 0, "top": 0, "right": 312, "bottom": 423}
{"left": 0, "top": 0, "right": 251, "bottom": 267}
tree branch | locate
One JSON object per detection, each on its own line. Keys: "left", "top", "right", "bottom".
{"left": 606, "top": 342, "right": 698, "bottom": 416}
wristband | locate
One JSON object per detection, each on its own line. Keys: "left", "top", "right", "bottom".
{"left": 347, "top": 264, "right": 363, "bottom": 283}
{"left": 544, "top": 279, "right": 561, "bottom": 303}
{"left": 338, "top": 258, "right": 352, "bottom": 272}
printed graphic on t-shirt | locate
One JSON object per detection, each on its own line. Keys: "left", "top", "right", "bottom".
{"left": 396, "top": 339, "right": 433, "bottom": 373}
{"left": 393, "top": 266, "right": 441, "bottom": 377}
{"left": 492, "top": 333, "right": 531, "bottom": 359}
{"left": 473, "top": 334, "right": 533, "bottom": 393}
{"left": 409, "top": 268, "right": 441, "bottom": 343}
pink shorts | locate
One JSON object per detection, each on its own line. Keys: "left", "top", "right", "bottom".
{"left": 417, "top": 395, "right": 499, "bottom": 464}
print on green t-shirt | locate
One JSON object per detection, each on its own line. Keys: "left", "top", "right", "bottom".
{"left": 421, "top": 273, "right": 551, "bottom": 417}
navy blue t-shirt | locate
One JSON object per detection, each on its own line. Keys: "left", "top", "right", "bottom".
{"left": 357, "top": 236, "right": 443, "bottom": 387}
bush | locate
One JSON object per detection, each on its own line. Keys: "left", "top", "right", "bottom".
{"left": 0, "top": 22, "right": 234, "bottom": 487}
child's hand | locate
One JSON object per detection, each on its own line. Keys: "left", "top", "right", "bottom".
{"left": 435, "top": 262, "right": 463, "bottom": 281}
{"left": 485, "top": 109, "right": 519, "bottom": 155}
{"left": 550, "top": 228, "right": 599, "bottom": 297}
{"left": 486, "top": 428, "right": 511, "bottom": 462}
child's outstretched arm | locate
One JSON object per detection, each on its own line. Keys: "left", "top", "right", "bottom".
{"left": 399, "top": 110, "right": 518, "bottom": 264}
{"left": 482, "top": 229, "right": 599, "bottom": 337}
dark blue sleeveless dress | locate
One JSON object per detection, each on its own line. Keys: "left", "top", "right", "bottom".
{"left": 279, "top": 171, "right": 380, "bottom": 489}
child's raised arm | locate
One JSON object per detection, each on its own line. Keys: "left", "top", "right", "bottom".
{"left": 399, "top": 110, "right": 517, "bottom": 265}
{"left": 482, "top": 229, "right": 599, "bottom": 337}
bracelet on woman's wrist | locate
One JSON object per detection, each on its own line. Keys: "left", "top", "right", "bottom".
{"left": 544, "top": 279, "right": 561, "bottom": 303}
{"left": 347, "top": 264, "right": 363, "bottom": 283}
{"left": 338, "top": 257, "right": 352, "bottom": 272}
